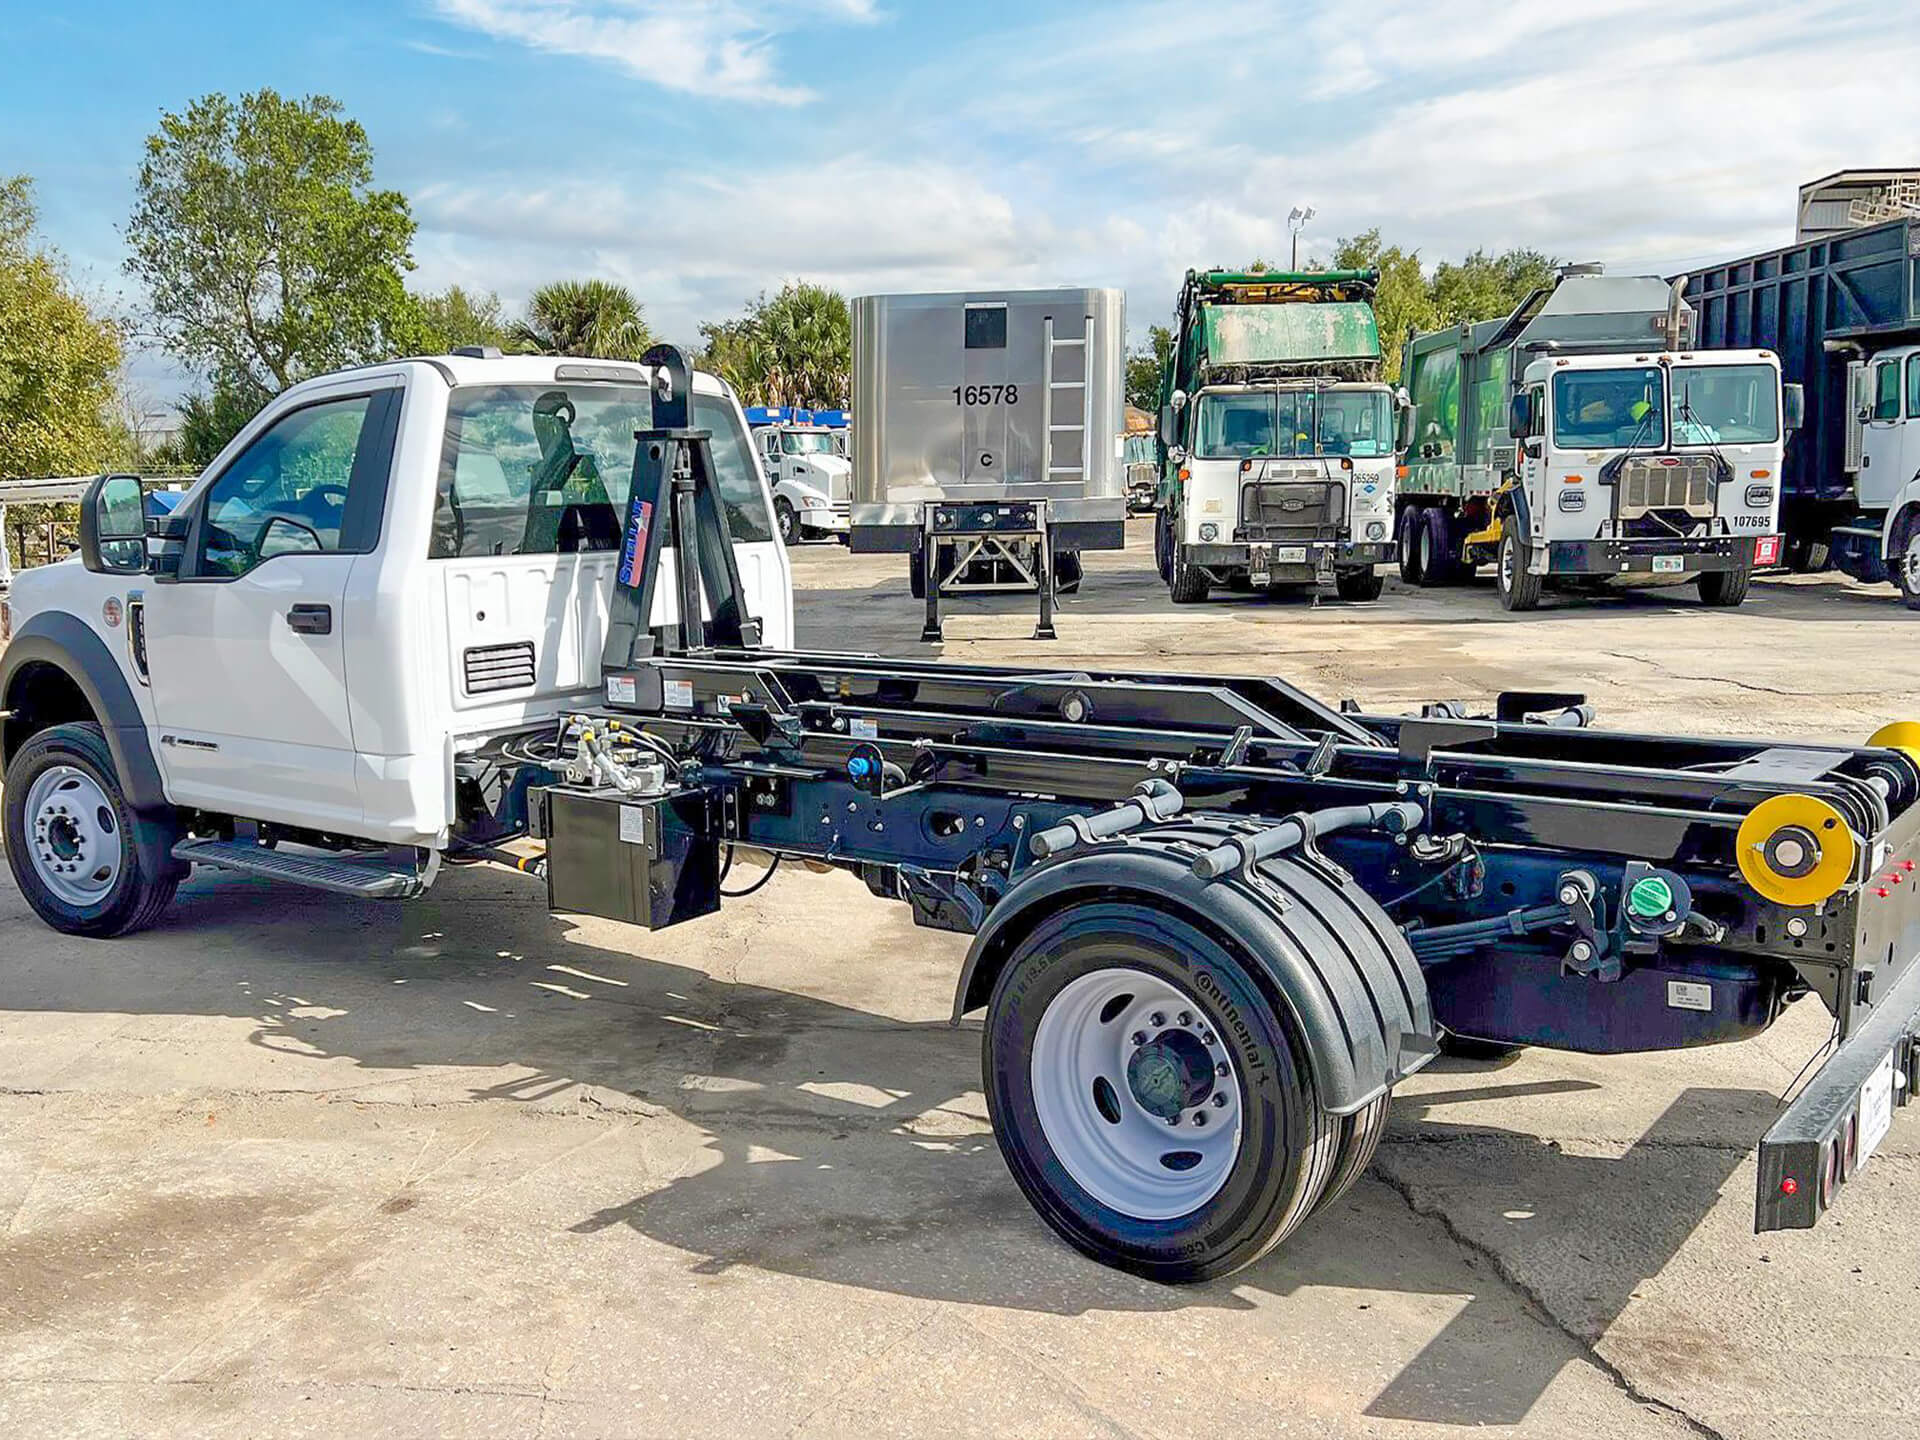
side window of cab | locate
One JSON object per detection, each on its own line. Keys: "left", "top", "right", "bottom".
{"left": 192, "top": 391, "right": 399, "bottom": 579}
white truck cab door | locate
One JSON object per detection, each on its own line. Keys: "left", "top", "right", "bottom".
{"left": 141, "top": 386, "right": 400, "bottom": 833}
{"left": 1861, "top": 353, "right": 1919, "bottom": 510}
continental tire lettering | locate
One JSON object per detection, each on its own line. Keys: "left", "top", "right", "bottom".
{"left": 1193, "top": 970, "right": 1267, "bottom": 1077}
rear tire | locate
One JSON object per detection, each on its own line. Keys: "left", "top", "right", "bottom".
{"left": 3, "top": 721, "right": 177, "bottom": 938}
{"left": 1417, "top": 506, "right": 1453, "bottom": 586}
{"left": 1311, "top": 1093, "right": 1390, "bottom": 1217}
{"left": 983, "top": 901, "right": 1335, "bottom": 1283}
{"left": 1334, "top": 567, "right": 1383, "bottom": 602}
{"left": 1497, "top": 527, "right": 1542, "bottom": 611}
{"left": 1698, "top": 566, "right": 1751, "bottom": 608}
{"left": 1397, "top": 508, "right": 1425, "bottom": 585}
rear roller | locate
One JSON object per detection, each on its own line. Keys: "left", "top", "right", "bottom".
{"left": 983, "top": 900, "right": 1337, "bottom": 1282}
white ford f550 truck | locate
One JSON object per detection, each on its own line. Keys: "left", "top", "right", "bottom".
{"left": 0, "top": 350, "right": 792, "bottom": 936}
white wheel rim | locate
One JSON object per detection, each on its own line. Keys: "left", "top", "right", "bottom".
{"left": 1420, "top": 524, "right": 1434, "bottom": 570}
{"left": 1500, "top": 536, "right": 1514, "bottom": 591}
{"left": 1903, "top": 531, "right": 1920, "bottom": 590}
{"left": 24, "top": 764, "right": 124, "bottom": 908}
{"left": 1030, "top": 967, "right": 1243, "bottom": 1220}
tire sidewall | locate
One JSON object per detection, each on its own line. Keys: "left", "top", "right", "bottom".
{"left": 775, "top": 498, "right": 797, "bottom": 545}
{"left": 983, "top": 902, "right": 1317, "bottom": 1279}
{"left": 4, "top": 724, "right": 158, "bottom": 936}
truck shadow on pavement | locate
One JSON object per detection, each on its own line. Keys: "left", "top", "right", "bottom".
{"left": 6, "top": 864, "right": 1779, "bottom": 1427}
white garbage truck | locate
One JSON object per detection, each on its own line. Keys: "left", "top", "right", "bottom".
{"left": 1397, "top": 267, "right": 1800, "bottom": 611}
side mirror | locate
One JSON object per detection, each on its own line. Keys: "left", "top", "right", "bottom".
{"left": 79, "top": 474, "right": 149, "bottom": 575}
{"left": 1159, "top": 404, "right": 1177, "bottom": 446}
{"left": 1782, "top": 382, "right": 1804, "bottom": 432}
{"left": 257, "top": 516, "right": 323, "bottom": 560}
{"left": 1395, "top": 391, "right": 1416, "bottom": 452}
{"left": 1170, "top": 388, "right": 1188, "bottom": 413}
{"left": 1508, "top": 392, "right": 1534, "bottom": 440}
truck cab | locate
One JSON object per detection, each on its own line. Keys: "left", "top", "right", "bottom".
{"left": 1502, "top": 348, "right": 1788, "bottom": 609}
{"left": 748, "top": 409, "right": 853, "bottom": 545}
{"left": 1, "top": 352, "right": 792, "bottom": 933}
{"left": 1161, "top": 379, "right": 1400, "bottom": 601}
{"left": 1834, "top": 345, "right": 1920, "bottom": 606}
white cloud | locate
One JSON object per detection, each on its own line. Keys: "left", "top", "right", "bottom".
{"left": 429, "top": 0, "right": 881, "bottom": 104}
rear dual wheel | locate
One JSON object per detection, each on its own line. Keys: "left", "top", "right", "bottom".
{"left": 983, "top": 902, "right": 1350, "bottom": 1282}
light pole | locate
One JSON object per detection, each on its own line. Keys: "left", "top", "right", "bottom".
{"left": 1288, "top": 205, "right": 1316, "bottom": 270}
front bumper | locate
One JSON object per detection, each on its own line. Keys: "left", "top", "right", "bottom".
{"left": 1189, "top": 539, "right": 1394, "bottom": 573}
{"left": 799, "top": 504, "right": 850, "bottom": 533}
{"left": 1545, "top": 535, "right": 1754, "bottom": 576}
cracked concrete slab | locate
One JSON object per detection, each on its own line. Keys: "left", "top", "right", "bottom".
{"left": 3, "top": 524, "right": 1917, "bottom": 1437}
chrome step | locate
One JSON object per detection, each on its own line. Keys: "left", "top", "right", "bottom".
{"left": 172, "top": 838, "right": 437, "bottom": 899}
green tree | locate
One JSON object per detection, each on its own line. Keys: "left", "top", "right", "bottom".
{"left": 125, "top": 89, "right": 418, "bottom": 393}
{"left": 510, "top": 279, "right": 652, "bottom": 359}
{"left": 0, "top": 175, "right": 125, "bottom": 480}
{"left": 415, "top": 285, "right": 509, "bottom": 353}
{"left": 698, "top": 282, "right": 850, "bottom": 408}
{"left": 1125, "top": 323, "right": 1174, "bottom": 411}
{"left": 1430, "top": 247, "right": 1559, "bottom": 326}
{"left": 155, "top": 372, "right": 270, "bottom": 471}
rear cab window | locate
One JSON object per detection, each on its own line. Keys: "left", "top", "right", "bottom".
{"left": 430, "top": 383, "right": 772, "bottom": 558}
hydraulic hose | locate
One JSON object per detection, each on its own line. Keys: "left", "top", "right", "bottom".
{"left": 1189, "top": 800, "right": 1423, "bottom": 880}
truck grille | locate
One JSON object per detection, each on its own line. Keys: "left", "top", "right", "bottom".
{"left": 463, "top": 641, "right": 536, "bottom": 695}
{"left": 829, "top": 472, "right": 851, "bottom": 504}
{"left": 1240, "top": 481, "right": 1344, "bottom": 542}
{"left": 1616, "top": 456, "right": 1717, "bottom": 520}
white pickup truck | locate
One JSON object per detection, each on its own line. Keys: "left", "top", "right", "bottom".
{"left": 0, "top": 351, "right": 792, "bottom": 936}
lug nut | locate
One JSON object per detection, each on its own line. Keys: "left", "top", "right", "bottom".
{"left": 1192, "top": 1111, "right": 1207, "bottom": 1127}
{"left": 1130, "top": 1031, "right": 1147, "bottom": 1047}
{"left": 1166, "top": 1113, "right": 1181, "bottom": 1127}
{"left": 1149, "top": 1012, "right": 1166, "bottom": 1028}
{"left": 1177, "top": 1011, "right": 1193, "bottom": 1027}
{"left": 1216, "top": 1061, "right": 1229, "bottom": 1077}
{"left": 1211, "top": 1092, "right": 1228, "bottom": 1107}
{"left": 1200, "top": 1030, "right": 1216, "bottom": 1046}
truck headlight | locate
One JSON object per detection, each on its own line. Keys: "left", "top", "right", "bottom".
{"left": 1557, "top": 489, "right": 1586, "bottom": 513}
{"left": 1366, "top": 521, "right": 1387, "bottom": 541}
{"left": 1199, "top": 522, "right": 1219, "bottom": 542}
{"left": 1745, "top": 483, "right": 1774, "bottom": 508}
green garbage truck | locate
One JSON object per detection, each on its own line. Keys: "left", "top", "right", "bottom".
{"left": 1152, "top": 269, "right": 1409, "bottom": 604}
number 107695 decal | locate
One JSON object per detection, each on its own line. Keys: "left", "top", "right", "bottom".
{"left": 953, "top": 384, "right": 1018, "bottom": 406}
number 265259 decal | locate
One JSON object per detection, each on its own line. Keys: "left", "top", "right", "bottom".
{"left": 952, "top": 384, "right": 1018, "bottom": 406}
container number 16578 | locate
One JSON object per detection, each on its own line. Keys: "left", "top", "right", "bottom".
{"left": 953, "top": 384, "right": 1018, "bottom": 406}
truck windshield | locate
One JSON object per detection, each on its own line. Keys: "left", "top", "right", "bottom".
{"left": 431, "top": 384, "right": 772, "bottom": 558}
{"left": 1195, "top": 389, "right": 1393, "bottom": 459}
{"left": 1669, "top": 364, "right": 1779, "bottom": 444}
{"left": 780, "top": 431, "right": 837, "bottom": 456}
{"left": 1551, "top": 367, "right": 1664, "bottom": 448}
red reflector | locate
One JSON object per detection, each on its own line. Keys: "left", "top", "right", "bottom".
{"left": 1753, "top": 535, "right": 1782, "bottom": 567}
{"left": 1780, "top": 1177, "right": 1799, "bottom": 1196}
{"left": 1876, "top": 888, "right": 1891, "bottom": 898}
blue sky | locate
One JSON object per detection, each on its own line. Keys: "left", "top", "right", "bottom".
{"left": 3, "top": 0, "right": 1912, "bottom": 405}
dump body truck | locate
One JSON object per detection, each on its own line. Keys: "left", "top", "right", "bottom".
{"left": 746, "top": 407, "right": 853, "bottom": 545}
{"left": 1398, "top": 269, "right": 1795, "bottom": 610}
{"left": 850, "top": 288, "right": 1126, "bottom": 639}
{"left": 1153, "top": 269, "right": 1405, "bottom": 605}
{"left": 1683, "top": 216, "right": 1920, "bottom": 605}
{"left": 5, "top": 345, "right": 1918, "bottom": 1286}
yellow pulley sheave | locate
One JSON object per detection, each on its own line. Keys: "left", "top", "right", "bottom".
{"left": 1735, "top": 793, "right": 1856, "bottom": 907}
{"left": 1868, "top": 720, "right": 1920, "bottom": 764}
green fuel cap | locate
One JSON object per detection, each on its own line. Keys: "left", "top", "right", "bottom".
{"left": 1628, "top": 875, "right": 1674, "bottom": 919}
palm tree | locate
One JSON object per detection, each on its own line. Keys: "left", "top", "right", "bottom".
{"left": 511, "top": 280, "right": 653, "bottom": 360}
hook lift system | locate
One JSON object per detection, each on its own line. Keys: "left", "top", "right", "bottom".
{"left": 522, "top": 345, "right": 1920, "bottom": 1281}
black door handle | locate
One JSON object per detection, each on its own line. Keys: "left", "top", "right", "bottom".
{"left": 286, "top": 603, "right": 333, "bottom": 635}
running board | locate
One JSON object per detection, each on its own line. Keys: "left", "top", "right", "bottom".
{"left": 172, "top": 838, "right": 438, "bottom": 899}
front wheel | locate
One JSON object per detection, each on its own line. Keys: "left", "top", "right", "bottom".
{"left": 1497, "top": 527, "right": 1542, "bottom": 611}
{"left": 1892, "top": 512, "right": 1920, "bottom": 611}
{"left": 1397, "top": 508, "right": 1425, "bottom": 585}
{"left": 1334, "top": 567, "right": 1383, "bottom": 602}
{"left": 1153, "top": 509, "right": 1173, "bottom": 582}
{"left": 1698, "top": 566, "right": 1751, "bottom": 608}
{"left": 3, "top": 722, "right": 177, "bottom": 938}
{"left": 983, "top": 902, "right": 1335, "bottom": 1282}
{"left": 774, "top": 498, "right": 799, "bottom": 546}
